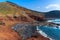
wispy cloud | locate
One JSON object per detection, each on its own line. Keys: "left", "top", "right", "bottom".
{"left": 45, "top": 4, "right": 60, "bottom": 10}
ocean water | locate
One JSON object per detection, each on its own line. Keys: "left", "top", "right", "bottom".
{"left": 48, "top": 19, "right": 60, "bottom": 24}
{"left": 38, "top": 19, "right": 60, "bottom": 40}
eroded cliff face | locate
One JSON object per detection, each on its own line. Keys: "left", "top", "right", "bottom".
{"left": 12, "top": 23, "right": 50, "bottom": 40}
{"left": 12, "top": 23, "right": 37, "bottom": 40}
{"left": 0, "top": 1, "right": 50, "bottom": 40}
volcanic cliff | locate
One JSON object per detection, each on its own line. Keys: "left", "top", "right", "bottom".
{"left": 0, "top": 1, "right": 56, "bottom": 40}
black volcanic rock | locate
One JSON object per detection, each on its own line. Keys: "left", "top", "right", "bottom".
{"left": 45, "top": 10, "right": 60, "bottom": 18}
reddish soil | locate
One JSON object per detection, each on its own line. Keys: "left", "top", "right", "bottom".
{"left": 27, "top": 35, "right": 50, "bottom": 40}
{"left": 0, "top": 15, "right": 50, "bottom": 40}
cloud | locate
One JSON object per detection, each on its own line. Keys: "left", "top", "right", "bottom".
{"left": 45, "top": 4, "right": 60, "bottom": 10}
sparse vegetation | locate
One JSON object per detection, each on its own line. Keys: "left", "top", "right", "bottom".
{"left": 0, "top": 1, "right": 58, "bottom": 40}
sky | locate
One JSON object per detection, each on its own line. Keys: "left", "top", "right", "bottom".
{"left": 0, "top": 0, "right": 60, "bottom": 12}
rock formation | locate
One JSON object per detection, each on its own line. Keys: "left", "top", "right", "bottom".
{"left": 0, "top": 1, "right": 59, "bottom": 40}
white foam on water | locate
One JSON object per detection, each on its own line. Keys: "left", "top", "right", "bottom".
{"left": 36, "top": 26, "right": 54, "bottom": 40}
{"left": 36, "top": 26, "right": 47, "bottom": 37}
{"left": 58, "top": 26, "right": 60, "bottom": 29}
{"left": 38, "top": 30, "right": 54, "bottom": 40}
{"left": 47, "top": 19, "right": 60, "bottom": 24}
{"left": 39, "top": 30, "right": 48, "bottom": 37}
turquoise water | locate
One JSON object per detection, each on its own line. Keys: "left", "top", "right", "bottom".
{"left": 38, "top": 19, "right": 60, "bottom": 40}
